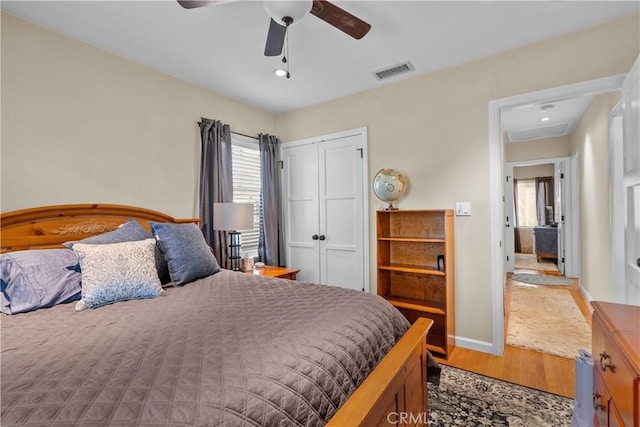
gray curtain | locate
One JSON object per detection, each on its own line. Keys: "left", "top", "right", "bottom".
{"left": 536, "top": 176, "right": 554, "bottom": 226}
{"left": 199, "top": 118, "right": 233, "bottom": 267}
{"left": 513, "top": 178, "right": 522, "bottom": 253}
{"left": 258, "top": 133, "right": 285, "bottom": 266}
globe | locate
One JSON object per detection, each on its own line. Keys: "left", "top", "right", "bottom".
{"left": 373, "top": 169, "right": 407, "bottom": 210}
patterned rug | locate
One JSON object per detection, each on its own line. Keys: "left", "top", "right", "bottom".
{"left": 511, "top": 273, "right": 573, "bottom": 286}
{"left": 507, "top": 285, "right": 591, "bottom": 358}
{"left": 428, "top": 366, "right": 573, "bottom": 426}
{"left": 514, "top": 253, "right": 559, "bottom": 273}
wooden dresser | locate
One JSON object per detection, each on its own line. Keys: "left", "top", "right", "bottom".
{"left": 591, "top": 301, "right": 640, "bottom": 426}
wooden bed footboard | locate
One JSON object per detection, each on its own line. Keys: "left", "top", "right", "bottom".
{"left": 327, "top": 317, "right": 433, "bottom": 427}
{"left": 1, "top": 204, "right": 433, "bottom": 427}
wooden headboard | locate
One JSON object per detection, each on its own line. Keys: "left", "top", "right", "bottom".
{"left": 0, "top": 204, "right": 199, "bottom": 253}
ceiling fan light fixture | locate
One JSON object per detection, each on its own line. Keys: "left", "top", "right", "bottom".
{"left": 263, "top": 0, "right": 312, "bottom": 26}
{"left": 274, "top": 68, "right": 288, "bottom": 77}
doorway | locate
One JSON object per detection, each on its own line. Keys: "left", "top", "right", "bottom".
{"left": 488, "top": 73, "right": 626, "bottom": 355}
{"left": 505, "top": 158, "right": 571, "bottom": 277}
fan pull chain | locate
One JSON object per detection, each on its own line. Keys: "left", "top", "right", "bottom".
{"left": 284, "top": 25, "right": 290, "bottom": 78}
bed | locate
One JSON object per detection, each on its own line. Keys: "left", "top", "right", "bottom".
{"left": 1, "top": 204, "right": 433, "bottom": 426}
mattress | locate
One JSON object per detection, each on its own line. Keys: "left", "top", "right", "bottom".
{"left": 1, "top": 270, "right": 410, "bottom": 426}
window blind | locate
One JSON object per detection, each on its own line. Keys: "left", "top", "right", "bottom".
{"left": 231, "top": 135, "right": 261, "bottom": 256}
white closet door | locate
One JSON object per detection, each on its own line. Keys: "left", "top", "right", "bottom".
{"left": 318, "top": 136, "right": 364, "bottom": 291}
{"left": 282, "top": 129, "right": 367, "bottom": 292}
{"left": 282, "top": 143, "right": 320, "bottom": 284}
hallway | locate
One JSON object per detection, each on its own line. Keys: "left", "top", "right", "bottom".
{"left": 445, "top": 269, "right": 591, "bottom": 398}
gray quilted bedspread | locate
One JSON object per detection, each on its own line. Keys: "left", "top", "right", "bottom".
{"left": 1, "top": 270, "right": 409, "bottom": 426}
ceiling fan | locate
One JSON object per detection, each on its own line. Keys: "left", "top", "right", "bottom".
{"left": 177, "top": 0, "right": 371, "bottom": 57}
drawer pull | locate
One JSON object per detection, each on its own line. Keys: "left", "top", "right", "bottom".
{"left": 599, "top": 351, "right": 615, "bottom": 372}
{"left": 592, "top": 392, "right": 605, "bottom": 411}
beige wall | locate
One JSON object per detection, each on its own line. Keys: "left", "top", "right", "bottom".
{"left": 506, "top": 136, "right": 571, "bottom": 162}
{"left": 1, "top": 12, "right": 276, "bottom": 217}
{"left": 2, "top": 10, "right": 638, "bottom": 349}
{"left": 275, "top": 15, "right": 639, "bottom": 347}
{"left": 570, "top": 91, "right": 621, "bottom": 301}
{"left": 513, "top": 163, "right": 555, "bottom": 180}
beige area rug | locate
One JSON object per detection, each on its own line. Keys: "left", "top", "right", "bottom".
{"left": 507, "top": 285, "right": 591, "bottom": 358}
{"left": 515, "top": 253, "right": 560, "bottom": 273}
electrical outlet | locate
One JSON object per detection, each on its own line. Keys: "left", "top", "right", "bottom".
{"left": 456, "top": 202, "right": 471, "bottom": 216}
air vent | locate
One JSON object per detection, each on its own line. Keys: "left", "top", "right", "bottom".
{"left": 506, "top": 123, "right": 570, "bottom": 143}
{"left": 373, "top": 61, "right": 415, "bottom": 80}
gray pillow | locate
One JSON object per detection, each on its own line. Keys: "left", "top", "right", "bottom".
{"left": 150, "top": 222, "right": 220, "bottom": 286}
{"left": 63, "top": 218, "right": 150, "bottom": 248}
{"left": 0, "top": 249, "right": 82, "bottom": 314}
{"left": 63, "top": 218, "right": 171, "bottom": 285}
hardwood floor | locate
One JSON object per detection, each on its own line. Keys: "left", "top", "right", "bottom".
{"left": 439, "top": 268, "right": 592, "bottom": 399}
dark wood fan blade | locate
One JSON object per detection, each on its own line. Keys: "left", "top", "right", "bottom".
{"left": 310, "top": 0, "right": 371, "bottom": 40}
{"left": 264, "top": 19, "right": 287, "bottom": 56}
{"left": 177, "top": 1, "right": 223, "bottom": 9}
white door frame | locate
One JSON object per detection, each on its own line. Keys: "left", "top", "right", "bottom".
{"left": 610, "top": 102, "right": 625, "bottom": 302}
{"left": 610, "top": 55, "right": 640, "bottom": 305}
{"left": 488, "top": 74, "right": 625, "bottom": 355}
{"left": 566, "top": 149, "right": 581, "bottom": 279}
{"left": 280, "top": 127, "right": 370, "bottom": 292}
{"left": 505, "top": 157, "right": 572, "bottom": 275}
{"left": 504, "top": 164, "right": 515, "bottom": 273}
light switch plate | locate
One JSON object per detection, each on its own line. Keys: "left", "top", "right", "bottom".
{"left": 456, "top": 202, "right": 471, "bottom": 216}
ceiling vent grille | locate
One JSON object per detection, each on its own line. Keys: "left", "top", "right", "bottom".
{"left": 373, "top": 61, "right": 415, "bottom": 80}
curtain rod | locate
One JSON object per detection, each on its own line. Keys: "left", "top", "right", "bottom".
{"left": 231, "top": 131, "right": 259, "bottom": 141}
{"left": 196, "top": 122, "right": 259, "bottom": 141}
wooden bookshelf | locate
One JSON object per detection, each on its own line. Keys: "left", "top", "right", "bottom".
{"left": 377, "top": 209, "right": 455, "bottom": 359}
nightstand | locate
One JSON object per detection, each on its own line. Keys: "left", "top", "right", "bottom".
{"left": 251, "top": 265, "right": 299, "bottom": 280}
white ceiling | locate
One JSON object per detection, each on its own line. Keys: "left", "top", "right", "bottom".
{"left": 501, "top": 95, "right": 595, "bottom": 143}
{"left": 2, "top": 1, "right": 638, "bottom": 115}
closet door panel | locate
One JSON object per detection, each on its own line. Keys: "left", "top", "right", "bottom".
{"left": 319, "top": 136, "right": 364, "bottom": 291}
{"left": 282, "top": 143, "right": 320, "bottom": 283}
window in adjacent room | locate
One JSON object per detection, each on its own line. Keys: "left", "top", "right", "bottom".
{"left": 231, "top": 134, "right": 261, "bottom": 257}
{"left": 516, "top": 178, "right": 537, "bottom": 227}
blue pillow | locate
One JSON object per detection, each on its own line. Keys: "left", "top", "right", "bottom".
{"left": 150, "top": 222, "right": 220, "bottom": 286}
{"left": 63, "top": 218, "right": 171, "bottom": 285}
{"left": 0, "top": 249, "right": 82, "bottom": 314}
{"left": 62, "top": 218, "right": 150, "bottom": 248}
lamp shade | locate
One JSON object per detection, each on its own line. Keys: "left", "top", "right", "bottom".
{"left": 213, "top": 203, "right": 254, "bottom": 231}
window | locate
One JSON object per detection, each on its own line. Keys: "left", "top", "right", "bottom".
{"left": 231, "top": 135, "right": 261, "bottom": 257}
{"left": 516, "top": 179, "right": 537, "bottom": 227}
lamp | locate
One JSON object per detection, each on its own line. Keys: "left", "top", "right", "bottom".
{"left": 213, "top": 203, "right": 255, "bottom": 271}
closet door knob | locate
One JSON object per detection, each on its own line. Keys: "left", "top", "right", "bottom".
{"left": 312, "top": 234, "right": 319, "bottom": 240}
{"left": 318, "top": 235, "right": 326, "bottom": 241}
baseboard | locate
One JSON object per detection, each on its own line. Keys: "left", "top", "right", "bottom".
{"left": 578, "top": 282, "right": 593, "bottom": 303}
{"left": 454, "top": 336, "right": 495, "bottom": 355}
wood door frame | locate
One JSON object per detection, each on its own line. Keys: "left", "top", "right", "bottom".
{"left": 488, "top": 74, "right": 625, "bottom": 356}
{"left": 280, "top": 127, "right": 370, "bottom": 292}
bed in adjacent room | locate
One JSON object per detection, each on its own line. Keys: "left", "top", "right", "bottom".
{"left": 0, "top": 204, "right": 433, "bottom": 427}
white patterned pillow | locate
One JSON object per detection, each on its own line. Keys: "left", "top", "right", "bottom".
{"left": 72, "top": 238, "right": 164, "bottom": 311}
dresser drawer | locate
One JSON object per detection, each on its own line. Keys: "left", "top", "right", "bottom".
{"left": 592, "top": 314, "right": 637, "bottom": 426}
{"left": 593, "top": 371, "right": 611, "bottom": 427}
